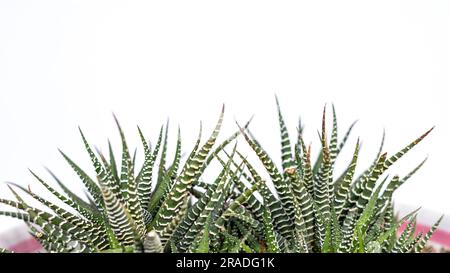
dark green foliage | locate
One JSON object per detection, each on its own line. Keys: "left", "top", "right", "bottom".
{"left": 0, "top": 100, "right": 442, "bottom": 253}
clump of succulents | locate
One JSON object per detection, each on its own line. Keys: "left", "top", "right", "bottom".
{"left": 0, "top": 99, "right": 443, "bottom": 253}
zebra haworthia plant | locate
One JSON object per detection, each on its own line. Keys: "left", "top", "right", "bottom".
{"left": 222, "top": 98, "right": 442, "bottom": 253}
{"left": 0, "top": 106, "right": 243, "bottom": 253}
{"left": 0, "top": 99, "right": 443, "bottom": 253}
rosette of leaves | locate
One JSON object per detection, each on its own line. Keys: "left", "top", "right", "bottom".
{"left": 0, "top": 106, "right": 255, "bottom": 253}
{"left": 206, "top": 98, "right": 442, "bottom": 253}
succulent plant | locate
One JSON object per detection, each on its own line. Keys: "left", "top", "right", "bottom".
{"left": 211, "top": 98, "right": 442, "bottom": 253}
{"left": 0, "top": 107, "right": 246, "bottom": 252}
{"left": 0, "top": 99, "right": 443, "bottom": 253}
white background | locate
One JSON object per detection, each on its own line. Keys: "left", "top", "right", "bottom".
{"left": 0, "top": 1, "right": 449, "bottom": 234}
